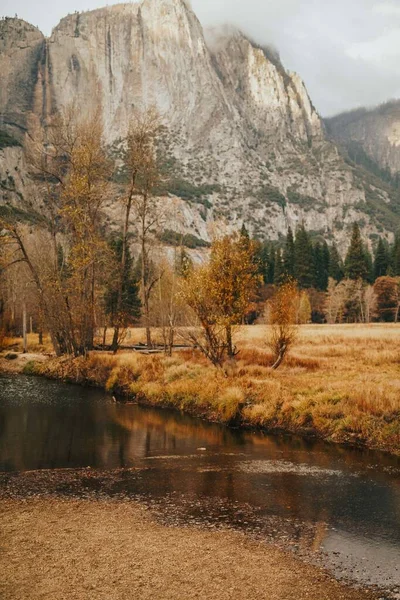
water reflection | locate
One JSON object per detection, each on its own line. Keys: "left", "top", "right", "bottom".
{"left": 0, "top": 375, "right": 399, "bottom": 590}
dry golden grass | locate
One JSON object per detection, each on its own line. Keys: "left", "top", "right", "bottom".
{"left": 24, "top": 324, "right": 400, "bottom": 454}
{"left": 1, "top": 333, "right": 53, "bottom": 355}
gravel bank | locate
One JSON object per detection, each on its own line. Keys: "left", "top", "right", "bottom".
{"left": 0, "top": 498, "right": 378, "bottom": 600}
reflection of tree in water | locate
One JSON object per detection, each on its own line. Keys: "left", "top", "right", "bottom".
{"left": 108, "top": 402, "right": 240, "bottom": 450}
{"left": 312, "top": 514, "right": 329, "bottom": 553}
{"left": 1, "top": 378, "right": 400, "bottom": 569}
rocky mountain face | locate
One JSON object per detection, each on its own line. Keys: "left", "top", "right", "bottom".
{"left": 1, "top": 0, "right": 400, "bottom": 252}
{"left": 326, "top": 102, "right": 400, "bottom": 182}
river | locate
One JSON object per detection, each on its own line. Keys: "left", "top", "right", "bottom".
{"left": 0, "top": 375, "right": 399, "bottom": 596}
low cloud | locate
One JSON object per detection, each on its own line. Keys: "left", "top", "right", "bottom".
{"left": 1, "top": 0, "right": 400, "bottom": 116}
{"left": 192, "top": 0, "right": 400, "bottom": 116}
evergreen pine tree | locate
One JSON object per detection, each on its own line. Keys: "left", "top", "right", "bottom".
{"left": 283, "top": 227, "right": 295, "bottom": 278}
{"left": 329, "top": 243, "right": 344, "bottom": 282}
{"left": 294, "top": 225, "right": 314, "bottom": 288}
{"left": 273, "top": 249, "right": 285, "bottom": 285}
{"left": 364, "top": 245, "right": 374, "bottom": 284}
{"left": 374, "top": 238, "right": 390, "bottom": 280}
{"left": 176, "top": 246, "right": 193, "bottom": 278}
{"left": 240, "top": 223, "right": 250, "bottom": 239}
{"left": 322, "top": 241, "right": 330, "bottom": 272}
{"left": 313, "top": 242, "right": 329, "bottom": 291}
{"left": 105, "top": 237, "right": 141, "bottom": 324}
{"left": 345, "top": 224, "right": 369, "bottom": 281}
{"left": 266, "top": 245, "right": 276, "bottom": 284}
{"left": 254, "top": 241, "right": 270, "bottom": 283}
{"left": 391, "top": 232, "right": 400, "bottom": 276}
{"left": 313, "top": 243, "right": 322, "bottom": 289}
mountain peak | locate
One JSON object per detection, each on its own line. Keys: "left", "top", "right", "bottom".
{"left": 1, "top": 1, "right": 399, "bottom": 247}
{"left": 0, "top": 16, "right": 43, "bottom": 41}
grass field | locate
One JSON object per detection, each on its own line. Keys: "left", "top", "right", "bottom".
{"left": 13, "top": 324, "right": 399, "bottom": 455}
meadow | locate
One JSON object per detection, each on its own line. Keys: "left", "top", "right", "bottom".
{"left": 9, "top": 323, "right": 399, "bottom": 455}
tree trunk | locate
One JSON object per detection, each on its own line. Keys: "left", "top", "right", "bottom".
{"left": 111, "top": 193, "right": 133, "bottom": 354}
{"left": 111, "top": 326, "right": 119, "bottom": 353}
{"left": 141, "top": 199, "right": 152, "bottom": 350}
{"left": 145, "top": 298, "right": 152, "bottom": 349}
{"left": 272, "top": 343, "right": 287, "bottom": 370}
{"left": 22, "top": 302, "right": 27, "bottom": 354}
{"left": 226, "top": 325, "right": 234, "bottom": 358}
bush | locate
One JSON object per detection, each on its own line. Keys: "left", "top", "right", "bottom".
{"left": 163, "top": 179, "right": 220, "bottom": 208}
{"left": 287, "top": 187, "right": 319, "bottom": 209}
{"left": 255, "top": 185, "right": 286, "bottom": 209}
{"left": 0, "top": 130, "right": 21, "bottom": 149}
{"left": 159, "top": 229, "right": 210, "bottom": 249}
{"left": 23, "top": 361, "right": 39, "bottom": 375}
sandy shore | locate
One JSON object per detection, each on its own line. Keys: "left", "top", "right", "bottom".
{"left": 0, "top": 498, "right": 378, "bottom": 600}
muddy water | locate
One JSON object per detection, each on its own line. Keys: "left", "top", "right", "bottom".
{"left": 0, "top": 375, "right": 399, "bottom": 595}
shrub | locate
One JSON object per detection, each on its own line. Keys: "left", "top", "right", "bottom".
{"left": 0, "top": 130, "right": 21, "bottom": 149}
{"left": 159, "top": 229, "right": 210, "bottom": 249}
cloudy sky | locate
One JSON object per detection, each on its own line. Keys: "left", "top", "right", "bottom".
{"left": 2, "top": 0, "right": 400, "bottom": 116}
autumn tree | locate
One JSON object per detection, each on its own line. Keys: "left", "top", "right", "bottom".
{"left": 125, "top": 109, "right": 164, "bottom": 349}
{"left": 374, "top": 276, "right": 400, "bottom": 322}
{"left": 0, "top": 242, "right": 39, "bottom": 345}
{"left": 1, "top": 108, "right": 112, "bottom": 356}
{"left": 296, "top": 291, "right": 312, "bottom": 324}
{"left": 61, "top": 114, "right": 112, "bottom": 353}
{"left": 182, "top": 233, "right": 260, "bottom": 365}
{"left": 210, "top": 234, "right": 260, "bottom": 357}
{"left": 325, "top": 278, "right": 346, "bottom": 324}
{"left": 110, "top": 108, "right": 161, "bottom": 352}
{"left": 152, "top": 259, "right": 188, "bottom": 355}
{"left": 363, "top": 285, "right": 377, "bottom": 324}
{"left": 181, "top": 265, "right": 227, "bottom": 367}
{"left": 268, "top": 280, "right": 299, "bottom": 369}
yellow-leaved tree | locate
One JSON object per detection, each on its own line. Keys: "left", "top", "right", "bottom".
{"left": 268, "top": 280, "right": 299, "bottom": 369}
{"left": 0, "top": 106, "right": 112, "bottom": 356}
{"left": 182, "top": 233, "right": 260, "bottom": 366}
{"left": 110, "top": 108, "right": 162, "bottom": 352}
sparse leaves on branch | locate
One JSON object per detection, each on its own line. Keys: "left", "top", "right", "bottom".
{"left": 268, "top": 280, "right": 299, "bottom": 369}
{"left": 181, "top": 233, "right": 261, "bottom": 366}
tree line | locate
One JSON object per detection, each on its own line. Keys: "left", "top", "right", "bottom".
{"left": 257, "top": 223, "right": 400, "bottom": 290}
{"left": 254, "top": 223, "right": 400, "bottom": 324}
{"left": 1, "top": 106, "right": 399, "bottom": 371}
{"left": 0, "top": 107, "right": 158, "bottom": 356}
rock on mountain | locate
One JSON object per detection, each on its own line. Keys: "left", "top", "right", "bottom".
{"left": 326, "top": 101, "right": 400, "bottom": 182}
{"left": 1, "top": 0, "right": 400, "bottom": 251}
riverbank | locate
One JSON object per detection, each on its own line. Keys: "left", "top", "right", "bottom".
{"left": 0, "top": 496, "right": 379, "bottom": 600}
{"left": 1, "top": 324, "right": 400, "bottom": 455}
{"left": 0, "top": 351, "right": 48, "bottom": 374}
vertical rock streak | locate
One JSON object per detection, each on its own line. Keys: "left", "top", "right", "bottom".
{"left": 0, "top": 0, "right": 398, "bottom": 247}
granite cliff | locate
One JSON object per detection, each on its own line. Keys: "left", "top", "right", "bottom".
{"left": 1, "top": 0, "right": 400, "bottom": 250}
{"left": 326, "top": 101, "right": 400, "bottom": 183}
